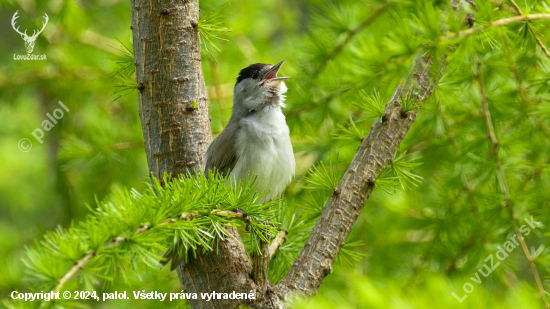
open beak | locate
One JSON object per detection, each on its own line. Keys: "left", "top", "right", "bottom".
{"left": 263, "top": 60, "right": 290, "bottom": 82}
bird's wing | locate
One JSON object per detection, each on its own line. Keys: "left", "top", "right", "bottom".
{"left": 205, "top": 120, "right": 239, "bottom": 176}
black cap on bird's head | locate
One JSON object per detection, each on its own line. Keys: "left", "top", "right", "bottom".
{"left": 235, "top": 61, "right": 289, "bottom": 86}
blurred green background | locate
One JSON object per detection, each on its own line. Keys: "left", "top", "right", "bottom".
{"left": 1, "top": 0, "right": 550, "bottom": 308}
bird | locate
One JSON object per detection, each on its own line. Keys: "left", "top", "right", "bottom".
{"left": 161, "top": 61, "right": 295, "bottom": 271}
{"left": 205, "top": 60, "right": 296, "bottom": 202}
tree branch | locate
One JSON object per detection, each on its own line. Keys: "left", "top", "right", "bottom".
{"left": 273, "top": 0, "right": 476, "bottom": 299}
{"left": 131, "top": 0, "right": 212, "bottom": 184}
{"left": 279, "top": 57, "right": 441, "bottom": 295}
{"left": 505, "top": 0, "right": 522, "bottom": 14}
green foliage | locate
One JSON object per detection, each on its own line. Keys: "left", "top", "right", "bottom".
{"left": 24, "top": 172, "right": 280, "bottom": 294}
{"left": 373, "top": 152, "right": 423, "bottom": 194}
{"left": 109, "top": 38, "right": 137, "bottom": 102}
{"left": 332, "top": 117, "right": 364, "bottom": 144}
{"left": 297, "top": 192, "right": 329, "bottom": 221}
{"left": 198, "top": 3, "right": 232, "bottom": 59}
{"left": 354, "top": 89, "right": 386, "bottom": 120}
{"left": 302, "top": 160, "right": 344, "bottom": 191}
{"left": 336, "top": 240, "right": 365, "bottom": 268}
{"left": 293, "top": 271, "right": 545, "bottom": 309}
{"left": 399, "top": 90, "right": 422, "bottom": 112}
{"left": 374, "top": 167, "right": 400, "bottom": 195}
{"left": 391, "top": 151, "right": 423, "bottom": 189}
{"left": 3, "top": 0, "right": 550, "bottom": 308}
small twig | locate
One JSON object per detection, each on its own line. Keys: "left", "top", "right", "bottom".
{"left": 532, "top": 31, "right": 550, "bottom": 59}
{"left": 505, "top": 0, "right": 522, "bottom": 15}
{"left": 501, "top": 33, "right": 532, "bottom": 102}
{"left": 478, "top": 74, "right": 499, "bottom": 157}
{"left": 105, "top": 142, "right": 143, "bottom": 151}
{"left": 208, "top": 58, "right": 229, "bottom": 123}
{"left": 213, "top": 209, "right": 250, "bottom": 222}
{"left": 446, "top": 235, "right": 478, "bottom": 275}
{"left": 477, "top": 66, "right": 550, "bottom": 309}
{"left": 268, "top": 230, "right": 288, "bottom": 259}
{"left": 490, "top": 0, "right": 517, "bottom": 14}
{"left": 443, "top": 14, "right": 550, "bottom": 41}
{"left": 491, "top": 0, "right": 550, "bottom": 59}
{"left": 52, "top": 253, "right": 95, "bottom": 294}
{"left": 403, "top": 227, "right": 442, "bottom": 291}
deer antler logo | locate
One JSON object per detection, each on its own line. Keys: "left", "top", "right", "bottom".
{"left": 11, "top": 11, "right": 49, "bottom": 54}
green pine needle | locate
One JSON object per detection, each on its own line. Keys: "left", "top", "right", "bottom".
{"left": 392, "top": 151, "right": 423, "bottom": 189}
{"left": 399, "top": 90, "right": 422, "bottom": 112}
{"left": 24, "top": 172, "right": 281, "bottom": 293}
{"left": 198, "top": 3, "right": 232, "bottom": 61}
{"left": 336, "top": 240, "right": 366, "bottom": 268}
{"left": 333, "top": 118, "right": 365, "bottom": 144}
{"left": 303, "top": 160, "right": 344, "bottom": 191}
{"left": 375, "top": 167, "right": 400, "bottom": 195}
{"left": 354, "top": 89, "right": 386, "bottom": 119}
{"left": 109, "top": 37, "right": 137, "bottom": 102}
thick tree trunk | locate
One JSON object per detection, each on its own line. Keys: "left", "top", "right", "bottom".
{"left": 131, "top": 0, "right": 211, "bottom": 181}
{"left": 131, "top": 0, "right": 474, "bottom": 308}
{"left": 130, "top": 0, "right": 256, "bottom": 305}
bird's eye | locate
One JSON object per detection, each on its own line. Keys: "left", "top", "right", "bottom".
{"left": 251, "top": 72, "right": 259, "bottom": 79}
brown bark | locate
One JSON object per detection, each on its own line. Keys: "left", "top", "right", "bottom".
{"left": 131, "top": 0, "right": 473, "bottom": 308}
{"left": 131, "top": 0, "right": 211, "bottom": 181}
{"left": 252, "top": 241, "right": 271, "bottom": 297}
{"left": 131, "top": 0, "right": 259, "bottom": 305}
{"left": 177, "top": 228, "right": 258, "bottom": 309}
